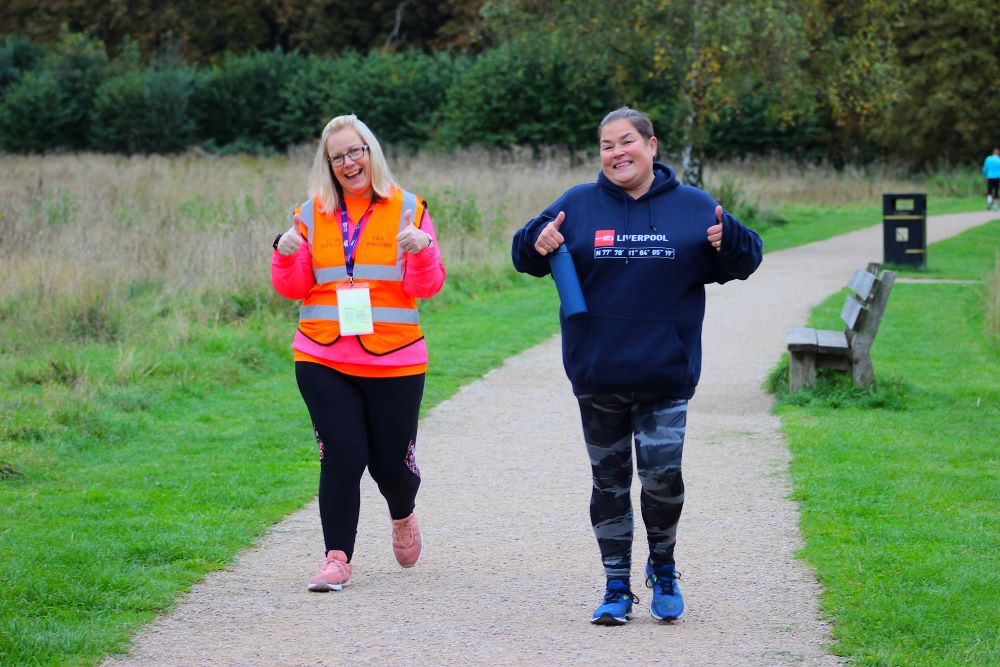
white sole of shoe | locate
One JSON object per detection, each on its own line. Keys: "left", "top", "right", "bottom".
{"left": 307, "top": 578, "right": 352, "bottom": 592}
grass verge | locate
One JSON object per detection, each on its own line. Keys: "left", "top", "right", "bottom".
{"left": 767, "top": 220, "right": 1000, "bottom": 666}
{"left": 763, "top": 196, "right": 981, "bottom": 253}
{"left": 0, "top": 277, "right": 559, "bottom": 666}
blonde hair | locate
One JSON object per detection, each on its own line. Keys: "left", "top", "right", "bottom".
{"left": 307, "top": 114, "right": 398, "bottom": 213}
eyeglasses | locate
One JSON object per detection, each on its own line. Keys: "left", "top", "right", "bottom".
{"left": 328, "top": 145, "right": 369, "bottom": 167}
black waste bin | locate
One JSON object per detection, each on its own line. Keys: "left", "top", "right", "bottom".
{"left": 883, "top": 193, "right": 926, "bottom": 268}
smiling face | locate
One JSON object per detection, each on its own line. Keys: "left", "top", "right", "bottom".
{"left": 599, "top": 118, "right": 658, "bottom": 198}
{"left": 326, "top": 128, "right": 373, "bottom": 197}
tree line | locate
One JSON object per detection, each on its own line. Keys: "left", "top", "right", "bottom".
{"left": 0, "top": 0, "right": 996, "bottom": 171}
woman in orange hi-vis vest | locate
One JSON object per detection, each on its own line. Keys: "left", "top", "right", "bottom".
{"left": 271, "top": 114, "right": 446, "bottom": 592}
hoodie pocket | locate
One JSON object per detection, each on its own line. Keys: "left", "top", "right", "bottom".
{"left": 567, "top": 314, "right": 693, "bottom": 389}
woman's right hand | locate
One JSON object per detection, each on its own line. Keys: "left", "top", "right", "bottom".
{"left": 276, "top": 215, "right": 306, "bottom": 256}
{"left": 534, "top": 211, "right": 565, "bottom": 256}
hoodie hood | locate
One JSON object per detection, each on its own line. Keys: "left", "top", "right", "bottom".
{"left": 597, "top": 161, "right": 680, "bottom": 201}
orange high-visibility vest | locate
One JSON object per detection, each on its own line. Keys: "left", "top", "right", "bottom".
{"left": 296, "top": 189, "right": 425, "bottom": 355}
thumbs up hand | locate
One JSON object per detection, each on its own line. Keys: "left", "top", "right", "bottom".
{"left": 396, "top": 209, "right": 432, "bottom": 254}
{"left": 276, "top": 214, "right": 306, "bottom": 256}
{"left": 534, "top": 210, "right": 566, "bottom": 256}
{"left": 706, "top": 205, "right": 724, "bottom": 252}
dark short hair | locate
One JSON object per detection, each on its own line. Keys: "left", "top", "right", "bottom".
{"left": 599, "top": 107, "right": 655, "bottom": 140}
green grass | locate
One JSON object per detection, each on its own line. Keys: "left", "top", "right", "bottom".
{"left": 893, "top": 211, "right": 1000, "bottom": 279}
{"left": 0, "top": 276, "right": 559, "bottom": 667}
{"left": 763, "top": 196, "right": 981, "bottom": 253}
{"left": 0, "top": 170, "right": 989, "bottom": 667}
{"left": 769, "top": 219, "right": 1000, "bottom": 666}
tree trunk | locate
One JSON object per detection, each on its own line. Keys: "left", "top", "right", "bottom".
{"left": 680, "top": 107, "right": 704, "bottom": 188}
{"left": 681, "top": 141, "right": 704, "bottom": 188}
{"left": 681, "top": 0, "right": 704, "bottom": 189}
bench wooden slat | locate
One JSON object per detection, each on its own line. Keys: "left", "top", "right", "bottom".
{"left": 787, "top": 265, "right": 896, "bottom": 394}
{"left": 787, "top": 327, "right": 818, "bottom": 351}
{"left": 847, "top": 268, "right": 876, "bottom": 301}
{"left": 816, "top": 329, "right": 849, "bottom": 355}
{"left": 840, "top": 294, "right": 865, "bottom": 330}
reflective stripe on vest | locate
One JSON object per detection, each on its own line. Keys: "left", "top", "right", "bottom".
{"left": 300, "top": 198, "right": 315, "bottom": 246}
{"left": 298, "top": 304, "right": 420, "bottom": 324}
{"left": 300, "top": 192, "right": 418, "bottom": 285}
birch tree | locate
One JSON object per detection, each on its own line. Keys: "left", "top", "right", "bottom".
{"left": 482, "top": 0, "right": 902, "bottom": 183}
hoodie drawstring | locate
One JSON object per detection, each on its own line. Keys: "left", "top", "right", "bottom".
{"left": 623, "top": 192, "right": 631, "bottom": 264}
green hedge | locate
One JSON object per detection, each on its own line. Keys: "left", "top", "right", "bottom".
{"left": 438, "top": 35, "right": 614, "bottom": 150}
{"left": 191, "top": 50, "right": 304, "bottom": 153}
{"left": 0, "top": 33, "right": 107, "bottom": 152}
{"left": 0, "top": 33, "right": 46, "bottom": 92}
{"left": 0, "top": 30, "right": 828, "bottom": 159}
{"left": 270, "top": 50, "right": 457, "bottom": 150}
{"left": 91, "top": 65, "right": 196, "bottom": 153}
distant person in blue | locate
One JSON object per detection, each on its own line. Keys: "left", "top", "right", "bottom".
{"left": 984, "top": 147, "right": 1000, "bottom": 211}
{"left": 511, "top": 107, "right": 763, "bottom": 626}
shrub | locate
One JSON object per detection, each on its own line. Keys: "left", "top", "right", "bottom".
{"left": 437, "top": 35, "right": 615, "bottom": 151}
{"left": 0, "top": 69, "right": 65, "bottom": 152}
{"left": 0, "top": 33, "right": 47, "bottom": 93}
{"left": 270, "top": 52, "right": 360, "bottom": 148}
{"left": 347, "top": 50, "right": 457, "bottom": 148}
{"left": 705, "top": 86, "right": 826, "bottom": 164}
{"left": 0, "top": 31, "right": 108, "bottom": 152}
{"left": 49, "top": 32, "right": 109, "bottom": 149}
{"left": 190, "top": 49, "right": 305, "bottom": 152}
{"left": 90, "top": 64, "right": 196, "bottom": 153}
{"left": 271, "top": 50, "right": 456, "bottom": 150}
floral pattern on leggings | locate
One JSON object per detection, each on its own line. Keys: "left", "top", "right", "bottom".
{"left": 405, "top": 439, "right": 421, "bottom": 477}
{"left": 313, "top": 425, "right": 326, "bottom": 460}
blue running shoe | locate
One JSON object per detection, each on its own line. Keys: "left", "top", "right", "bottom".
{"left": 590, "top": 579, "right": 639, "bottom": 625}
{"left": 645, "top": 561, "right": 684, "bottom": 621}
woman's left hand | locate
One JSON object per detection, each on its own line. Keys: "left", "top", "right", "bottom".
{"left": 707, "top": 205, "right": 724, "bottom": 252}
{"left": 396, "top": 209, "right": 432, "bottom": 253}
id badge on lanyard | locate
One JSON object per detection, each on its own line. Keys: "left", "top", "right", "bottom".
{"left": 337, "top": 203, "right": 376, "bottom": 335}
{"left": 337, "top": 282, "right": 374, "bottom": 335}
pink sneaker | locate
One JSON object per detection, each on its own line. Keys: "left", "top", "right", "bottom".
{"left": 307, "top": 550, "right": 352, "bottom": 592}
{"left": 391, "top": 512, "right": 422, "bottom": 568}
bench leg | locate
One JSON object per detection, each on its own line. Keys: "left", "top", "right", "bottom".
{"left": 789, "top": 350, "right": 817, "bottom": 393}
{"left": 851, "top": 352, "right": 874, "bottom": 388}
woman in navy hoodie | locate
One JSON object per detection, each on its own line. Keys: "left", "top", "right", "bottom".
{"left": 512, "top": 107, "right": 762, "bottom": 626}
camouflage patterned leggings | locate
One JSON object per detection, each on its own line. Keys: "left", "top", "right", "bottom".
{"left": 577, "top": 393, "right": 687, "bottom": 580}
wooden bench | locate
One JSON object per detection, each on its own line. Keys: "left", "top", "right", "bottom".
{"left": 786, "top": 263, "right": 896, "bottom": 393}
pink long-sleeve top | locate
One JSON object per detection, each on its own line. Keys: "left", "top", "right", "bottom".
{"left": 270, "top": 194, "right": 446, "bottom": 377}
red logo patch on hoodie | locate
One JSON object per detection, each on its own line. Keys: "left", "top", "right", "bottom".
{"left": 594, "top": 230, "right": 615, "bottom": 247}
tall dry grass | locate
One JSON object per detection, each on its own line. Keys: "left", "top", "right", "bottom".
{"left": 0, "top": 149, "right": 596, "bottom": 348}
{"left": 703, "top": 158, "right": 949, "bottom": 205}
{"left": 0, "top": 149, "right": 591, "bottom": 302}
{"left": 0, "top": 148, "right": 956, "bottom": 348}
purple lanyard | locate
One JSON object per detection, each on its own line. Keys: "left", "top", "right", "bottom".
{"left": 339, "top": 200, "right": 375, "bottom": 278}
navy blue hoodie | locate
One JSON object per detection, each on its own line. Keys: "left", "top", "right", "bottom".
{"left": 512, "top": 162, "right": 763, "bottom": 398}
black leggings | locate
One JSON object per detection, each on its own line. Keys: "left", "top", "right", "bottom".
{"left": 295, "top": 362, "right": 425, "bottom": 561}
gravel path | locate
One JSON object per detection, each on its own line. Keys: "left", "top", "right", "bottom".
{"left": 103, "top": 212, "right": 995, "bottom": 667}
